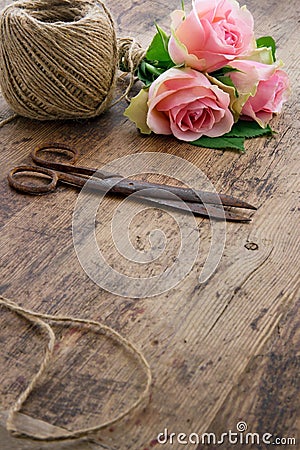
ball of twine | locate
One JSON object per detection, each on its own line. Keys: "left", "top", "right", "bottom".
{"left": 0, "top": 0, "right": 145, "bottom": 121}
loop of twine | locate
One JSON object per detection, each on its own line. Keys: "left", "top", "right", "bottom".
{"left": 114, "top": 37, "right": 146, "bottom": 104}
{"left": 0, "top": 0, "right": 146, "bottom": 127}
{"left": 117, "top": 37, "right": 146, "bottom": 75}
{"left": 0, "top": 295, "right": 152, "bottom": 441}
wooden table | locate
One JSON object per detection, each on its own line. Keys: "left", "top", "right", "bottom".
{"left": 0, "top": 0, "right": 299, "bottom": 449}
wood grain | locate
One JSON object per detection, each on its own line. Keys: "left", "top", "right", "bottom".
{"left": 0, "top": 0, "right": 299, "bottom": 449}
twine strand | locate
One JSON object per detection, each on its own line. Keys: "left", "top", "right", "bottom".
{"left": 0, "top": 295, "right": 152, "bottom": 441}
{"left": 0, "top": 112, "right": 18, "bottom": 128}
{"left": 113, "top": 37, "right": 146, "bottom": 105}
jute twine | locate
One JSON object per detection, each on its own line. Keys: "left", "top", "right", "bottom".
{"left": 0, "top": 0, "right": 145, "bottom": 124}
{"left": 0, "top": 295, "right": 152, "bottom": 441}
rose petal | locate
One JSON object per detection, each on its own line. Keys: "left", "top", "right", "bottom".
{"left": 147, "top": 67, "right": 234, "bottom": 141}
{"left": 124, "top": 89, "right": 151, "bottom": 134}
{"left": 204, "top": 109, "right": 234, "bottom": 137}
{"left": 146, "top": 108, "right": 171, "bottom": 135}
{"left": 169, "top": 0, "right": 255, "bottom": 72}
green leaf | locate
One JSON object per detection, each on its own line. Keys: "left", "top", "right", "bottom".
{"left": 137, "top": 24, "right": 175, "bottom": 86}
{"left": 215, "top": 75, "right": 239, "bottom": 97}
{"left": 209, "top": 67, "right": 241, "bottom": 97}
{"left": 191, "top": 136, "right": 246, "bottom": 152}
{"left": 146, "top": 24, "right": 172, "bottom": 63}
{"left": 137, "top": 61, "right": 152, "bottom": 86}
{"left": 190, "top": 121, "right": 273, "bottom": 152}
{"left": 144, "top": 62, "right": 165, "bottom": 76}
{"left": 210, "top": 66, "right": 241, "bottom": 76}
{"left": 137, "top": 61, "right": 166, "bottom": 86}
{"left": 224, "top": 120, "right": 273, "bottom": 138}
{"left": 256, "top": 36, "right": 276, "bottom": 61}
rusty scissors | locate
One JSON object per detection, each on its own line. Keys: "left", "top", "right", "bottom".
{"left": 8, "top": 143, "right": 256, "bottom": 222}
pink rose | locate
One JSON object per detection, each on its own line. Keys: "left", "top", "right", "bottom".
{"left": 168, "top": 0, "right": 255, "bottom": 73}
{"left": 241, "top": 70, "right": 290, "bottom": 126}
{"left": 147, "top": 67, "right": 234, "bottom": 141}
{"left": 227, "top": 59, "right": 290, "bottom": 126}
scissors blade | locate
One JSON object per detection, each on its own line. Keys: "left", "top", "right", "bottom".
{"left": 84, "top": 177, "right": 252, "bottom": 221}
{"left": 101, "top": 177, "right": 256, "bottom": 210}
{"left": 132, "top": 195, "right": 252, "bottom": 222}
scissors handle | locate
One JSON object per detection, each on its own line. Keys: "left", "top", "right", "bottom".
{"left": 8, "top": 166, "right": 58, "bottom": 194}
{"left": 32, "top": 143, "right": 120, "bottom": 179}
{"left": 7, "top": 165, "right": 90, "bottom": 195}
